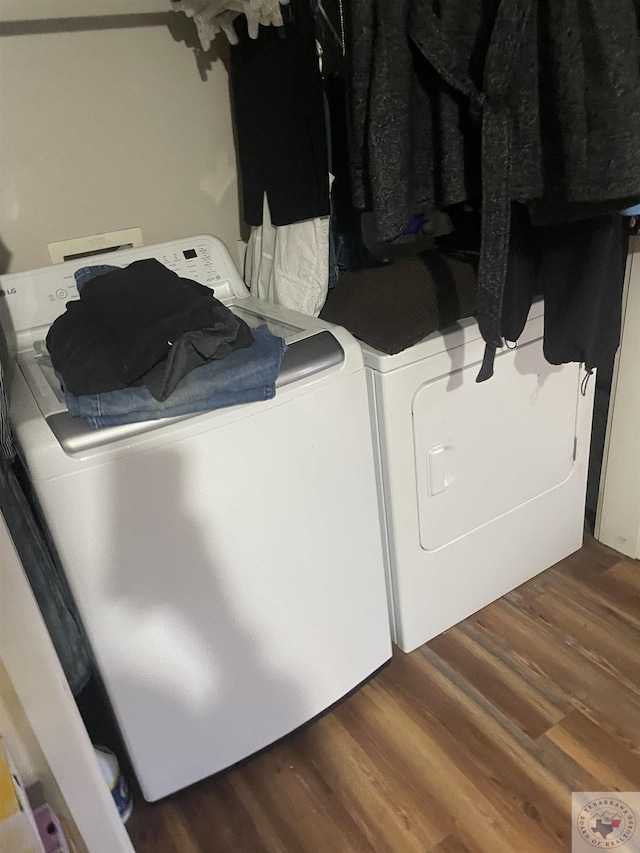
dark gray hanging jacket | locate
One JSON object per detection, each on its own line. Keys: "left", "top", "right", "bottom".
{"left": 346, "top": 0, "right": 640, "bottom": 370}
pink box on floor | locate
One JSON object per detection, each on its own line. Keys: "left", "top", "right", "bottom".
{"left": 27, "top": 783, "right": 70, "bottom": 853}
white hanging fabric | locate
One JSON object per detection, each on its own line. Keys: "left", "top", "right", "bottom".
{"left": 170, "top": 0, "right": 290, "bottom": 48}
{"left": 245, "top": 193, "right": 330, "bottom": 318}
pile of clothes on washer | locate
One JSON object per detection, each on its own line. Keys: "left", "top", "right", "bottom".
{"left": 46, "top": 260, "right": 285, "bottom": 430}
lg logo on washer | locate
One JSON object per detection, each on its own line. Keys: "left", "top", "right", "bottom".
{"left": 0, "top": 288, "right": 16, "bottom": 297}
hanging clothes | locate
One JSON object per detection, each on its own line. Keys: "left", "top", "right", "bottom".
{"left": 230, "top": 0, "right": 332, "bottom": 314}
{"left": 170, "top": 0, "right": 290, "bottom": 48}
{"left": 502, "top": 204, "right": 628, "bottom": 373}
{"left": 229, "top": 0, "right": 330, "bottom": 228}
{"left": 345, "top": 0, "right": 443, "bottom": 243}
{"left": 245, "top": 193, "right": 330, "bottom": 316}
{"left": 345, "top": 0, "right": 640, "bottom": 378}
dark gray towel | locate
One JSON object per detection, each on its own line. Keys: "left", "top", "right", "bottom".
{"left": 320, "top": 251, "right": 477, "bottom": 354}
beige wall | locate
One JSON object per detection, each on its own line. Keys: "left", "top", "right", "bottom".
{"left": 0, "top": 12, "right": 241, "bottom": 273}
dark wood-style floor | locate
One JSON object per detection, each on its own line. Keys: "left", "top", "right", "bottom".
{"left": 127, "top": 536, "right": 640, "bottom": 853}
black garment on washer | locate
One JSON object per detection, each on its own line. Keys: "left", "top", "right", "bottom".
{"left": 47, "top": 259, "right": 253, "bottom": 401}
{"left": 229, "top": 0, "right": 330, "bottom": 227}
{"left": 501, "top": 205, "right": 627, "bottom": 371}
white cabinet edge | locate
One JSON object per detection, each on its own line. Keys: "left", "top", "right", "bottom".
{"left": 0, "top": 515, "right": 134, "bottom": 853}
{"left": 595, "top": 237, "right": 640, "bottom": 558}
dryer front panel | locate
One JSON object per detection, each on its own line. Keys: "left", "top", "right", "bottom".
{"left": 412, "top": 338, "right": 579, "bottom": 551}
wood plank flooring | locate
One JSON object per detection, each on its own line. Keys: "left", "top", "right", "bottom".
{"left": 127, "top": 537, "right": 640, "bottom": 853}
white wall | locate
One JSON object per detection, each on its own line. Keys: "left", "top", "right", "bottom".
{"left": 0, "top": 12, "right": 241, "bottom": 273}
{"left": 596, "top": 239, "right": 640, "bottom": 558}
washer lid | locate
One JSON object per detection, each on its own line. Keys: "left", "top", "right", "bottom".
{"left": 18, "top": 329, "right": 345, "bottom": 455}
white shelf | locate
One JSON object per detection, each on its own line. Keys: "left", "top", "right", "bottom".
{"left": 0, "top": 0, "right": 168, "bottom": 21}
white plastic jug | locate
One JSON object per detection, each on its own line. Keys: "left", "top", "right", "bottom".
{"left": 93, "top": 747, "right": 133, "bottom": 824}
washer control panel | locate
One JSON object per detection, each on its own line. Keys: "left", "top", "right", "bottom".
{"left": 0, "top": 235, "right": 248, "bottom": 341}
{"left": 153, "top": 241, "right": 229, "bottom": 290}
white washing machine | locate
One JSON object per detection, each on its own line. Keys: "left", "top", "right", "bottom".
{"left": 1, "top": 235, "right": 391, "bottom": 801}
{"left": 362, "top": 303, "right": 595, "bottom": 653}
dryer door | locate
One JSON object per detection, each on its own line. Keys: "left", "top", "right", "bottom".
{"left": 413, "top": 339, "right": 580, "bottom": 551}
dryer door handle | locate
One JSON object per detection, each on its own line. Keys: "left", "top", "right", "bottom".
{"left": 427, "top": 444, "right": 456, "bottom": 496}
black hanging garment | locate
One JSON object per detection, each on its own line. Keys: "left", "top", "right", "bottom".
{"left": 502, "top": 205, "right": 628, "bottom": 372}
{"left": 229, "top": 0, "right": 330, "bottom": 226}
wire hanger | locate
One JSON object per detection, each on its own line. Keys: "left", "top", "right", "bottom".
{"left": 314, "top": 0, "right": 344, "bottom": 55}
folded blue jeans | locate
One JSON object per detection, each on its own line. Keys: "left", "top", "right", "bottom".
{"left": 66, "top": 324, "right": 286, "bottom": 429}
{"left": 74, "top": 264, "right": 119, "bottom": 291}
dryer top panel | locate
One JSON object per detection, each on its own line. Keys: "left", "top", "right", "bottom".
{"left": 360, "top": 299, "right": 545, "bottom": 373}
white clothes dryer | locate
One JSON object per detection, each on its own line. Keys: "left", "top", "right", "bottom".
{"left": 1, "top": 236, "right": 392, "bottom": 801}
{"left": 362, "top": 303, "right": 595, "bottom": 653}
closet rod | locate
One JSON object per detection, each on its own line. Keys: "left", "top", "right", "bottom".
{"left": 0, "top": 0, "right": 166, "bottom": 22}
